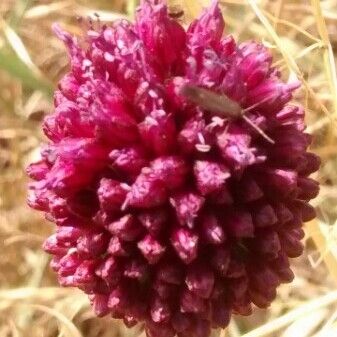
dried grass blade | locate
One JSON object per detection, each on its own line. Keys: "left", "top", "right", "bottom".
{"left": 24, "top": 1, "right": 71, "bottom": 19}
{"left": 310, "top": 0, "right": 337, "bottom": 117}
{"left": 306, "top": 219, "right": 337, "bottom": 285}
{"left": 262, "top": 10, "right": 321, "bottom": 43}
{"left": 241, "top": 290, "right": 337, "bottom": 337}
{"left": 280, "top": 308, "right": 328, "bottom": 337}
{"left": 75, "top": 7, "right": 127, "bottom": 21}
{"left": 2, "top": 20, "right": 41, "bottom": 76}
{"left": 0, "top": 287, "right": 76, "bottom": 301}
{"left": 247, "top": 0, "right": 331, "bottom": 118}
{"left": 28, "top": 304, "right": 83, "bottom": 337}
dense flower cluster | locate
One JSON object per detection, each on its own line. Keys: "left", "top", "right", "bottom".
{"left": 27, "top": 1, "right": 320, "bottom": 336}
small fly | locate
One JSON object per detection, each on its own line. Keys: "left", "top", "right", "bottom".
{"left": 168, "top": 6, "right": 184, "bottom": 19}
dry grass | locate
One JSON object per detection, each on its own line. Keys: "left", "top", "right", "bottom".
{"left": 0, "top": 0, "right": 337, "bottom": 336}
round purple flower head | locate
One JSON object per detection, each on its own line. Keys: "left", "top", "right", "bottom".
{"left": 27, "top": 1, "right": 320, "bottom": 336}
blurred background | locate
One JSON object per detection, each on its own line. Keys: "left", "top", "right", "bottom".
{"left": 0, "top": 0, "right": 337, "bottom": 336}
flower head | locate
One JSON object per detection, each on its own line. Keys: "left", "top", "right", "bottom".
{"left": 27, "top": 1, "right": 320, "bottom": 336}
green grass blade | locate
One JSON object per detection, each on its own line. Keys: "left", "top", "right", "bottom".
{"left": 0, "top": 50, "right": 54, "bottom": 96}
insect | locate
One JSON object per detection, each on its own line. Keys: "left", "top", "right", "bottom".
{"left": 180, "top": 84, "right": 275, "bottom": 144}
{"left": 168, "top": 5, "right": 184, "bottom": 19}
